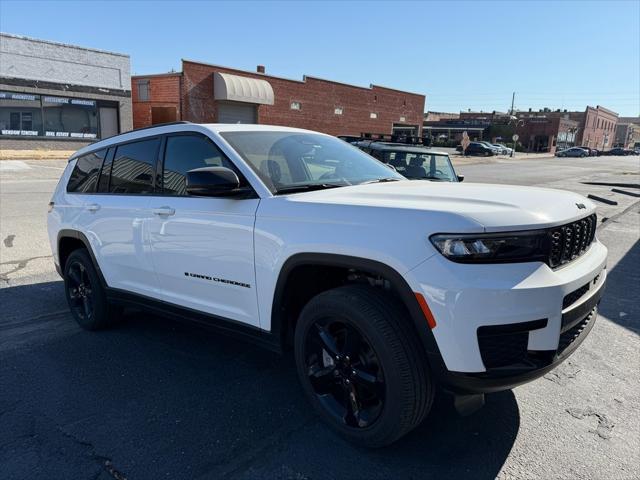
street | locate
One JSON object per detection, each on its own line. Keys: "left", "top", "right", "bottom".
{"left": 1, "top": 155, "right": 639, "bottom": 479}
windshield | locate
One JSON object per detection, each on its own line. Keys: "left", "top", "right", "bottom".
{"left": 220, "top": 131, "right": 404, "bottom": 193}
{"left": 382, "top": 151, "right": 457, "bottom": 181}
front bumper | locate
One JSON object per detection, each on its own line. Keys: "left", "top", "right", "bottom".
{"left": 405, "top": 239, "right": 607, "bottom": 393}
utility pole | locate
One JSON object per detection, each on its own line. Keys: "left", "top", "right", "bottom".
{"left": 510, "top": 92, "right": 517, "bottom": 157}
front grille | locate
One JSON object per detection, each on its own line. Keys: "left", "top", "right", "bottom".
{"left": 549, "top": 214, "right": 597, "bottom": 268}
{"left": 558, "top": 307, "right": 596, "bottom": 353}
{"left": 563, "top": 282, "right": 590, "bottom": 309}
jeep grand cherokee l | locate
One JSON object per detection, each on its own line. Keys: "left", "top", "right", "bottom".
{"left": 48, "top": 122, "right": 607, "bottom": 447}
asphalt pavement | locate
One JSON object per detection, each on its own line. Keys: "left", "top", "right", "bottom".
{"left": 1, "top": 156, "right": 639, "bottom": 479}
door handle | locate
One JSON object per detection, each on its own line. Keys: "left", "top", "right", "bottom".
{"left": 152, "top": 206, "right": 175, "bottom": 216}
{"left": 86, "top": 203, "right": 100, "bottom": 212}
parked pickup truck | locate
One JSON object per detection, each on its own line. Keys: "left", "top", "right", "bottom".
{"left": 48, "top": 122, "right": 607, "bottom": 447}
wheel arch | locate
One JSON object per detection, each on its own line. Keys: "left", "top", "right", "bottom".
{"left": 271, "top": 253, "right": 445, "bottom": 373}
{"left": 57, "top": 229, "right": 107, "bottom": 287}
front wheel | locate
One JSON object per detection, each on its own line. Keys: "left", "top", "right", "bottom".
{"left": 294, "top": 285, "right": 434, "bottom": 447}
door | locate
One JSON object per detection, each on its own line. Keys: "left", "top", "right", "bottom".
{"left": 79, "top": 137, "right": 161, "bottom": 298}
{"left": 151, "top": 106, "right": 177, "bottom": 125}
{"left": 99, "top": 107, "right": 118, "bottom": 139}
{"left": 147, "top": 133, "right": 261, "bottom": 327}
{"left": 217, "top": 102, "right": 257, "bottom": 124}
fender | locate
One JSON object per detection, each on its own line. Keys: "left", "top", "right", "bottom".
{"left": 271, "top": 252, "right": 449, "bottom": 379}
{"left": 57, "top": 229, "right": 109, "bottom": 287}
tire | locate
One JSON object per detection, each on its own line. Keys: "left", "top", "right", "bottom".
{"left": 294, "top": 284, "right": 434, "bottom": 447}
{"left": 63, "top": 248, "right": 122, "bottom": 330}
{"left": 581, "top": 153, "right": 586, "bottom": 157}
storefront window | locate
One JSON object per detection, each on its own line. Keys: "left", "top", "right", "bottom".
{"left": 0, "top": 91, "right": 100, "bottom": 139}
{"left": 42, "top": 96, "right": 98, "bottom": 139}
{"left": 0, "top": 92, "right": 42, "bottom": 136}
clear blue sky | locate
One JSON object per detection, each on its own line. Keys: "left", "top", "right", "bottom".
{"left": 1, "top": 0, "right": 639, "bottom": 116}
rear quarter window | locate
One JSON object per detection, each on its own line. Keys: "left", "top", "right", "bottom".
{"left": 66, "top": 149, "right": 107, "bottom": 193}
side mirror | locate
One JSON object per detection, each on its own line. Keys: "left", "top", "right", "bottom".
{"left": 186, "top": 167, "right": 240, "bottom": 196}
{"left": 457, "top": 174, "right": 465, "bottom": 182}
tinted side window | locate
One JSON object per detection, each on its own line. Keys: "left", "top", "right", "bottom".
{"left": 110, "top": 138, "right": 160, "bottom": 194}
{"left": 162, "top": 135, "right": 237, "bottom": 195}
{"left": 66, "top": 149, "right": 106, "bottom": 193}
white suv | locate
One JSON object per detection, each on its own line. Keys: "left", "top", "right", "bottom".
{"left": 48, "top": 122, "right": 607, "bottom": 447}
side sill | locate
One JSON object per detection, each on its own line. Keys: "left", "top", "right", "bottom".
{"left": 106, "top": 287, "right": 283, "bottom": 354}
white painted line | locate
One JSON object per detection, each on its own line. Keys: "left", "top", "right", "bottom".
{"left": 0, "top": 161, "right": 32, "bottom": 171}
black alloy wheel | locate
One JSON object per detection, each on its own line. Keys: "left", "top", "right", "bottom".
{"left": 303, "top": 318, "right": 384, "bottom": 428}
{"left": 63, "top": 248, "right": 121, "bottom": 330}
{"left": 294, "top": 285, "right": 434, "bottom": 447}
{"left": 66, "top": 260, "right": 94, "bottom": 322}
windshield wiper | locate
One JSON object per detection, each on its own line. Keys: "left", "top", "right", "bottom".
{"left": 274, "top": 183, "right": 346, "bottom": 194}
{"left": 413, "top": 176, "right": 447, "bottom": 181}
{"left": 360, "top": 178, "right": 402, "bottom": 185}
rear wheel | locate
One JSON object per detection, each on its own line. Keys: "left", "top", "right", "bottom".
{"left": 64, "top": 249, "right": 122, "bottom": 330}
{"left": 294, "top": 285, "right": 433, "bottom": 447}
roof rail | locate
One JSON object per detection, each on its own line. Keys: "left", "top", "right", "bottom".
{"left": 126, "top": 121, "right": 192, "bottom": 134}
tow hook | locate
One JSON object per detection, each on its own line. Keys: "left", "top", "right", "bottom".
{"left": 453, "top": 393, "right": 485, "bottom": 416}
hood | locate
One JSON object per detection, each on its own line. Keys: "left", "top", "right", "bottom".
{"left": 286, "top": 181, "right": 596, "bottom": 231}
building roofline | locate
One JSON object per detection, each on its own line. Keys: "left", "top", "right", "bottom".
{"left": 180, "top": 58, "right": 424, "bottom": 96}
{"left": 181, "top": 58, "right": 305, "bottom": 84}
{"left": 0, "top": 32, "right": 130, "bottom": 58}
{"left": 132, "top": 72, "right": 183, "bottom": 79}
{"left": 369, "top": 83, "right": 425, "bottom": 97}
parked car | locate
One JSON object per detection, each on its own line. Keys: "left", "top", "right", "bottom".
{"left": 493, "top": 143, "right": 513, "bottom": 155}
{"left": 463, "top": 142, "right": 496, "bottom": 156}
{"left": 607, "top": 147, "right": 635, "bottom": 156}
{"left": 48, "top": 122, "right": 606, "bottom": 447}
{"left": 556, "top": 147, "right": 589, "bottom": 158}
{"left": 579, "top": 147, "right": 598, "bottom": 156}
{"left": 478, "top": 141, "right": 502, "bottom": 155}
{"left": 353, "top": 141, "right": 462, "bottom": 182}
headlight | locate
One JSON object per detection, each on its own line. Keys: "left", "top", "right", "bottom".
{"left": 429, "top": 231, "right": 548, "bottom": 264}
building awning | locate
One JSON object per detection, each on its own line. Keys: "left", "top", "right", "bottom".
{"left": 213, "top": 72, "right": 274, "bottom": 105}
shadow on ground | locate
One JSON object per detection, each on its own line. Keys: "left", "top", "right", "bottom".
{"left": 598, "top": 238, "right": 640, "bottom": 334}
{"left": 0, "top": 280, "right": 519, "bottom": 480}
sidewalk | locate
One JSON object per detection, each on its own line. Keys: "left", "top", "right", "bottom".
{"left": 0, "top": 149, "right": 75, "bottom": 160}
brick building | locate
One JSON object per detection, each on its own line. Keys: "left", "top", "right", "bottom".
{"left": 567, "top": 105, "right": 618, "bottom": 150}
{"left": 132, "top": 59, "right": 425, "bottom": 137}
{"left": 513, "top": 106, "right": 618, "bottom": 153}
{"left": 0, "top": 33, "right": 132, "bottom": 150}
{"left": 614, "top": 117, "right": 640, "bottom": 148}
{"left": 424, "top": 111, "right": 459, "bottom": 122}
{"left": 515, "top": 112, "right": 579, "bottom": 153}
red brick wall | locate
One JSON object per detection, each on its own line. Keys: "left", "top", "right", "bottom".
{"left": 131, "top": 74, "right": 181, "bottom": 129}
{"left": 578, "top": 106, "right": 618, "bottom": 149}
{"left": 180, "top": 60, "right": 425, "bottom": 136}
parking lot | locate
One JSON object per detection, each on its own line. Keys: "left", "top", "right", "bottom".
{"left": 1, "top": 154, "right": 639, "bottom": 479}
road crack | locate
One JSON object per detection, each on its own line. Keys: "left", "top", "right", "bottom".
{"left": 57, "top": 427, "right": 128, "bottom": 480}
{"left": 566, "top": 407, "right": 614, "bottom": 439}
{"left": 0, "top": 255, "right": 52, "bottom": 283}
